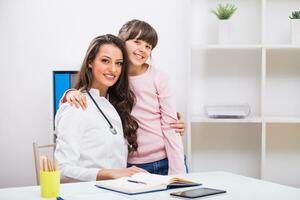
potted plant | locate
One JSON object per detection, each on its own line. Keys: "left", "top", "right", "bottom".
{"left": 211, "top": 4, "right": 238, "bottom": 44}
{"left": 289, "top": 10, "right": 300, "bottom": 44}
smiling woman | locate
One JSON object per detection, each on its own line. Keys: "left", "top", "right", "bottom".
{"left": 54, "top": 34, "right": 146, "bottom": 182}
{"left": 88, "top": 44, "right": 123, "bottom": 97}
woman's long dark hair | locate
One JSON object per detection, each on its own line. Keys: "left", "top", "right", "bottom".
{"left": 74, "top": 34, "right": 138, "bottom": 152}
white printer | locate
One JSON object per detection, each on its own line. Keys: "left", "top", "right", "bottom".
{"left": 205, "top": 104, "right": 250, "bottom": 119}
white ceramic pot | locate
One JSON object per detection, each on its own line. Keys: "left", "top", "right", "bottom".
{"left": 291, "top": 19, "right": 300, "bottom": 45}
{"left": 218, "top": 20, "right": 231, "bottom": 44}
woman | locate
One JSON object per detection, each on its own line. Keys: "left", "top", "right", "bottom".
{"left": 55, "top": 34, "right": 146, "bottom": 182}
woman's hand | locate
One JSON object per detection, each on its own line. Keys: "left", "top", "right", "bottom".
{"left": 97, "top": 166, "right": 148, "bottom": 180}
{"left": 66, "top": 90, "right": 87, "bottom": 110}
{"left": 170, "top": 112, "right": 185, "bottom": 136}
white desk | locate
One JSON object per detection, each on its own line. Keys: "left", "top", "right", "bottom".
{"left": 1, "top": 171, "right": 300, "bottom": 200}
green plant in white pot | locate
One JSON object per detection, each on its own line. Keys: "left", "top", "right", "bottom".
{"left": 211, "top": 4, "right": 237, "bottom": 44}
{"left": 289, "top": 10, "right": 300, "bottom": 44}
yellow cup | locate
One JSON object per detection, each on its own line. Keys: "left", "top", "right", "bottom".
{"left": 40, "top": 171, "right": 60, "bottom": 198}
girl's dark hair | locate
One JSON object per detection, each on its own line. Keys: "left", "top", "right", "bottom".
{"left": 74, "top": 34, "right": 138, "bottom": 152}
{"left": 118, "top": 19, "right": 158, "bottom": 49}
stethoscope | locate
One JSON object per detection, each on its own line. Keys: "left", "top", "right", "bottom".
{"left": 87, "top": 91, "right": 118, "bottom": 135}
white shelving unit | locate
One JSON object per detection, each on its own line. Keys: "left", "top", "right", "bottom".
{"left": 187, "top": 0, "right": 300, "bottom": 188}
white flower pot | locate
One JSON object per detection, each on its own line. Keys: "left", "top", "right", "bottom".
{"left": 291, "top": 19, "right": 300, "bottom": 45}
{"left": 218, "top": 20, "right": 231, "bottom": 44}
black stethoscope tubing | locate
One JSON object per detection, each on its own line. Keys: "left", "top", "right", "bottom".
{"left": 87, "top": 90, "right": 117, "bottom": 135}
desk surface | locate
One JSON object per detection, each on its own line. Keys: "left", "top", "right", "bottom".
{"left": 1, "top": 171, "right": 300, "bottom": 200}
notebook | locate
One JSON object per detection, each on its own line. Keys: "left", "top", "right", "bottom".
{"left": 95, "top": 172, "right": 201, "bottom": 195}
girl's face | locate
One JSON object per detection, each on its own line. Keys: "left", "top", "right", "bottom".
{"left": 90, "top": 44, "right": 123, "bottom": 93}
{"left": 125, "top": 38, "right": 152, "bottom": 67}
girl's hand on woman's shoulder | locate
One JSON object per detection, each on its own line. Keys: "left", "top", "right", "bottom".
{"left": 66, "top": 90, "right": 87, "bottom": 110}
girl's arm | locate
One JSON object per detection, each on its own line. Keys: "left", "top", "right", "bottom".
{"left": 61, "top": 91, "right": 184, "bottom": 133}
{"left": 155, "top": 72, "right": 186, "bottom": 175}
{"left": 60, "top": 89, "right": 87, "bottom": 109}
{"left": 60, "top": 90, "right": 184, "bottom": 133}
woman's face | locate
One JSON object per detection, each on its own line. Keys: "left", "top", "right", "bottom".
{"left": 125, "top": 38, "right": 152, "bottom": 67}
{"left": 90, "top": 44, "right": 123, "bottom": 92}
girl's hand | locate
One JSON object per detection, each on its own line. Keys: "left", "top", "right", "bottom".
{"left": 170, "top": 112, "right": 185, "bottom": 136}
{"left": 97, "top": 166, "right": 148, "bottom": 180}
{"left": 66, "top": 90, "right": 87, "bottom": 110}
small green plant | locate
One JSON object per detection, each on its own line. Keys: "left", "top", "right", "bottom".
{"left": 289, "top": 11, "right": 300, "bottom": 19}
{"left": 211, "top": 4, "right": 238, "bottom": 20}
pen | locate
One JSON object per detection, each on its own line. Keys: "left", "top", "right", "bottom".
{"left": 127, "top": 179, "right": 147, "bottom": 185}
{"left": 56, "top": 197, "right": 64, "bottom": 200}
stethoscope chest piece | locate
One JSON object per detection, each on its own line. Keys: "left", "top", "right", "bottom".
{"left": 110, "top": 127, "right": 118, "bottom": 135}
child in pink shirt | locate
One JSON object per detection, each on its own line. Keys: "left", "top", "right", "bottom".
{"left": 62, "top": 19, "right": 186, "bottom": 175}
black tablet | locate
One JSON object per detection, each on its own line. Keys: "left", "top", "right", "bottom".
{"left": 170, "top": 187, "right": 226, "bottom": 198}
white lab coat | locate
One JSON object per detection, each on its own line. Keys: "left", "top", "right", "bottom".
{"left": 55, "top": 88, "right": 128, "bottom": 181}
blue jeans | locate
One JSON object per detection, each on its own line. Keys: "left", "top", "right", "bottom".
{"left": 127, "top": 158, "right": 169, "bottom": 175}
{"left": 128, "top": 156, "right": 189, "bottom": 175}
{"left": 184, "top": 155, "right": 189, "bottom": 173}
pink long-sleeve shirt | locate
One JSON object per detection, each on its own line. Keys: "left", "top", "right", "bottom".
{"left": 128, "top": 65, "right": 185, "bottom": 175}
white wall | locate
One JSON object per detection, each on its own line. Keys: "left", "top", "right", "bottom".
{"left": 0, "top": 0, "right": 189, "bottom": 187}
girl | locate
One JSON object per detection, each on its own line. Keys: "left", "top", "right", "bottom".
{"left": 55, "top": 34, "right": 146, "bottom": 182}
{"left": 62, "top": 20, "right": 186, "bottom": 175}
